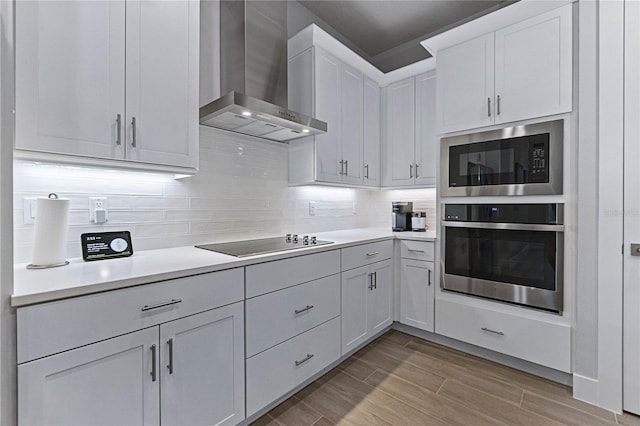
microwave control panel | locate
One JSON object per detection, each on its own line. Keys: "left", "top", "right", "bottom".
{"left": 528, "top": 135, "right": 550, "bottom": 183}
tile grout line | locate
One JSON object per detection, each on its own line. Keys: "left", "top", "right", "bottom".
{"left": 360, "top": 367, "right": 380, "bottom": 384}
{"left": 519, "top": 390, "right": 525, "bottom": 408}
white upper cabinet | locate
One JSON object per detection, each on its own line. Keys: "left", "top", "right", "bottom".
{"left": 436, "top": 34, "right": 494, "bottom": 134}
{"left": 436, "top": 4, "right": 572, "bottom": 134}
{"left": 363, "top": 78, "right": 381, "bottom": 186}
{"left": 288, "top": 46, "right": 375, "bottom": 187}
{"left": 494, "top": 5, "right": 573, "bottom": 124}
{"left": 15, "top": 0, "right": 199, "bottom": 171}
{"left": 382, "top": 71, "right": 437, "bottom": 188}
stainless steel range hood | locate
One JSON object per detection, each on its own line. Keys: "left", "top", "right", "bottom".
{"left": 199, "top": 1, "right": 327, "bottom": 142}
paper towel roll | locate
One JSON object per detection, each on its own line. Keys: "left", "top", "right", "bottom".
{"left": 31, "top": 193, "right": 70, "bottom": 267}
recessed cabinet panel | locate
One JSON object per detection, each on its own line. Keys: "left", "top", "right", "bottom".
{"left": 18, "top": 328, "right": 159, "bottom": 426}
{"left": 126, "top": 0, "right": 199, "bottom": 168}
{"left": 363, "top": 78, "right": 381, "bottom": 186}
{"left": 314, "top": 48, "right": 342, "bottom": 182}
{"left": 341, "top": 64, "right": 364, "bottom": 184}
{"left": 384, "top": 78, "right": 416, "bottom": 186}
{"left": 400, "top": 259, "right": 434, "bottom": 332}
{"left": 369, "top": 259, "right": 393, "bottom": 334}
{"left": 341, "top": 265, "right": 370, "bottom": 354}
{"left": 15, "top": 1, "right": 126, "bottom": 159}
{"left": 415, "top": 72, "right": 437, "bottom": 187}
{"left": 436, "top": 34, "right": 495, "bottom": 134}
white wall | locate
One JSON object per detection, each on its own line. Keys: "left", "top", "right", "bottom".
{"left": 13, "top": 127, "right": 379, "bottom": 263}
{"left": 0, "top": 0, "right": 16, "bottom": 423}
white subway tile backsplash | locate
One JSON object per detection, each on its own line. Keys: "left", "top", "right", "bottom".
{"left": 13, "top": 128, "right": 436, "bottom": 263}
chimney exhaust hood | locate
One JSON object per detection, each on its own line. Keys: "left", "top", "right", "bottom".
{"left": 199, "top": 1, "right": 327, "bottom": 142}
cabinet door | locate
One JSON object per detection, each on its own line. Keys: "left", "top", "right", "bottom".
{"left": 18, "top": 328, "right": 159, "bottom": 426}
{"left": 341, "top": 64, "right": 364, "bottom": 184}
{"left": 363, "top": 78, "right": 381, "bottom": 186}
{"left": 400, "top": 259, "right": 434, "bottom": 332}
{"left": 369, "top": 259, "right": 393, "bottom": 334}
{"left": 415, "top": 72, "right": 437, "bottom": 187}
{"left": 341, "top": 265, "right": 371, "bottom": 354}
{"left": 494, "top": 4, "right": 572, "bottom": 124}
{"left": 160, "top": 302, "right": 244, "bottom": 426}
{"left": 125, "top": 0, "right": 199, "bottom": 168}
{"left": 437, "top": 33, "right": 495, "bottom": 134}
{"left": 314, "top": 48, "right": 342, "bottom": 183}
{"left": 383, "top": 78, "right": 416, "bottom": 186}
{"left": 15, "top": 1, "right": 125, "bottom": 159}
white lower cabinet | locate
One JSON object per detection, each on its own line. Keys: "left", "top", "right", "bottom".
{"left": 19, "top": 302, "right": 245, "bottom": 426}
{"left": 341, "top": 259, "right": 393, "bottom": 355}
{"left": 246, "top": 317, "right": 341, "bottom": 416}
{"left": 160, "top": 303, "right": 245, "bottom": 426}
{"left": 18, "top": 327, "right": 160, "bottom": 426}
{"left": 400, "top": 259, "right": 435, "bottom": 332}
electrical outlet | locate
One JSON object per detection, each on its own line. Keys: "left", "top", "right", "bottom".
{"left": 89, "top": 197, "right": 108, "bottom": 223}
{"left": 23, "top": 198, "right": 37, "bottom": 224}
{"left": 309, "top": 201, "right": 316, "bottom": 216}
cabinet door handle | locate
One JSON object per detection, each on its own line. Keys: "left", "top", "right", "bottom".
{"left": 408, "top": 249, "right": 425, "bottom": 253}
{"left": 481, "top": 327, "right": 505, "bottom": 336}
{"left": 150, "top": 344, "right": 157, "bottom": 382}
{"left": 295, "top": 353, "right": 314, "bottom": 366}
{"left": 141, "top": 299, "right": 182, "bottom": 312}
{"left": 368, "top": 273, "right": 374, "bottom": 290}
{"left": 487, "top": 97, "right": 491, "bottom": 117}
{"left": 428, "top": 270, "right": 431, "bottom": 286}
{"left": 409, "top": 164, "right": 413, "bottom": 178}
{"left": 345, "top": 160, "right": 348, "bottom": 176}
{"left": 167, "top": 338, "right": 174, "bottom": 374}
{"left": 365, "top": 164, "right": 369, "bottom": 179}
{"left": 497, "top": 95, "right": 501, "bottom": 116}
{"left": 339, "top": 160, "right": 344, "bottom": 175}
{"left": 374, "top": 271, "right": 377, "bottom": 289}
{"left": 294, "top": 305, "right": 314, "bottom": 315}
{"left": 131, "top": 116, "right": 137, "bottom": 147}
{"left": 116, "top": 114, "right": 122, "bottom": 145}
{"left": 415, "top": 164, "right": 419, "bottom": 178}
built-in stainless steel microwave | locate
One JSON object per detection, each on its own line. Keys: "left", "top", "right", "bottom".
{"left": 440, "top": 120, "right": 563, "bottom": 197}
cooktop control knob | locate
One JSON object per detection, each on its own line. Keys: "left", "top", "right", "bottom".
{"left": 302, "top": 235, "right": 310, "bottom": 245}
{"left": 286, "top": 233, "right": 292, "bottom": 243}
{"left": 311, "top": 236, "right": 317, "bottom": 244}
{"left": 292, "top": 234, "right": 299, "bottom": 243}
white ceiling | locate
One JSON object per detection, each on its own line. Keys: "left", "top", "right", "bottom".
{"left": 298, "top": 0, "right": 517, "bottom": 72}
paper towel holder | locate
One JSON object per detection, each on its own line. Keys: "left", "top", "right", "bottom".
{"left": 26, "top": 193, "right": 70, "bottom": 270}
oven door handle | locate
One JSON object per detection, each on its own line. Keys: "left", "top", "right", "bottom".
{"left": 442, "top": 221, "right": 564, "bottom": 232}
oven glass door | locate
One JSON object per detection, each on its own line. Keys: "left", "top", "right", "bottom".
{"left": 444, "top": 226, "right": 557, "bottom": 291}
{"left": 448, "top": 134, "right": 549, "bottom": 188}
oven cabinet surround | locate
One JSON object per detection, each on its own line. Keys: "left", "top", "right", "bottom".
{"left": 288, "top": 46, "right": 380, "bottom": 187}
{"left": 14, "top": 0, "right": 199, "bottom": 172}
{"left": 244, "top": 250, "right": 342, "bottom": 416}
{"left": 382, "top": 71, "right": 437, "bottom": 188}
{"left": 436, "top": 4, "right": 572, "bottom": 134}
{"left": 17, "top": 269, "right": 245, "bottom": 426}
{"left": 399, "top": 240, "right": 435, "bottom": 332}
{"left": 435, "top": 294, "right": 571, "bottom": 373}
{"left": 341, "top": 241, "right": 394, "bottom": 354}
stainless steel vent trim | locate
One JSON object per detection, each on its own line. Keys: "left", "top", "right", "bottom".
{"left": 440, "top": 119, "right": 564, "bottom": 197}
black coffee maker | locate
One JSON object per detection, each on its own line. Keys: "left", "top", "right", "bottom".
{"left": 392, "top": 202, "right": 413, "bottom": 231}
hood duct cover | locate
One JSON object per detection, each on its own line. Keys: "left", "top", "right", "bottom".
{"left": 199, "top": 0, "right": 327, "bottom": 142}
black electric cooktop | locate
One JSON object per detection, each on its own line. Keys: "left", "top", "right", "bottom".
{"left": 195, "top": 235, "right": 333, "bottom": 257}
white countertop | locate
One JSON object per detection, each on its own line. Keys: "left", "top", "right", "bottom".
{"left": 13, "top": 228, "right": 435, "bottom": 307}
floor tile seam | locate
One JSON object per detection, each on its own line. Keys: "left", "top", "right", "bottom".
{"left": 445, "top": 376, "right": 526, "bottom": 408}
{"left": 309, "top": 416, "right": 329, "bottom": 426}
{"left": 434, "top": 386, "right": 517, "bottom": 426}
{"left": 363, "top": 366, "right": 445, "bottom": 396}
{"left": 521, "top": 389, "right": 618, "bottom": 424}
{"left": 361, "top": 343, "right": 451, "bottom": 382}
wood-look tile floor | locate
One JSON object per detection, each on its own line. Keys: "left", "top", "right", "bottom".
{"left": 252, "top": 330, "right": 640, "bottom": 426}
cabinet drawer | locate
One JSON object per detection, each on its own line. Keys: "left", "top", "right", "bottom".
{"left": 400, "top": 240, "right": 434, "bottom": 261}
{"left": 246, "top": 317, "right": 341, "bottom": 416}
{"left": 246, "top": 274, "right": 341, "bottom": 357}
{"left": 341, "top": 240, "right": 393, "bottom": 271}
{"left": 246, "top": 250, "right": 340, "bottom": 298}
{"left": 435, "top": 298, "right": 571, "bottom": 372}
{"left": 18, "top": 268, "right": 244, "bottom": 364}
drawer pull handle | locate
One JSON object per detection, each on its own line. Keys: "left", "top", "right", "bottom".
{"left": 150, "top": 344, "right": 157, "bottom": 382}
{"left": 366, "top": 252, "right": 379, "bottom": 257}
{"left": 408, "top": 249, "right": 425, "bottom": 253}
{"left": 294, "top": 305, "right": 314, "bottom": 315}
{"left": 481, "top": 327, "right": 505, "bottom": 336}
{"left": 141, "top": 299, "right": 182, "bottom": 312}
{"left": 295, "top": 353, "right": 314, "bottom": 366}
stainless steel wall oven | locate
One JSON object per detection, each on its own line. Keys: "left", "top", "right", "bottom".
{"left": 441, "top": 203, "right": 564, "bottom": 313}
{"left": 441, "top": 120, "right": 563, "bottom": 196}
